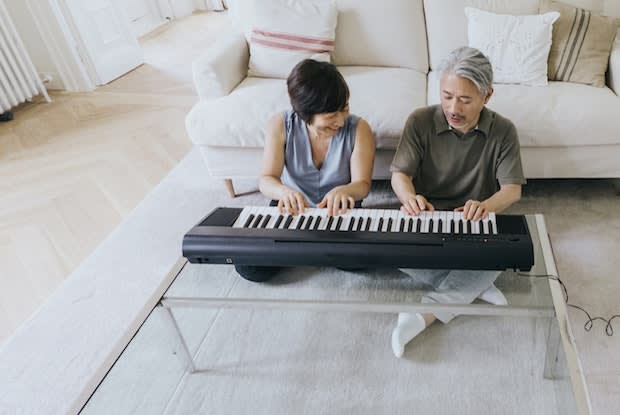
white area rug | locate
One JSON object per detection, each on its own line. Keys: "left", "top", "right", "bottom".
{"left": 80, "top": 149, "right": 581, "bottom": 415}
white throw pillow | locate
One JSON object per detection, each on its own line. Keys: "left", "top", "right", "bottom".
{"left": 248, "top": 0, "right": 337, "bottom": 79}
{"left": 465, "top": 7, "right": 560, "bottom": 86}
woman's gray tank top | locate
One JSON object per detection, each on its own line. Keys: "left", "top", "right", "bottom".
{"left": 280, "top": 110, "right": 360, "bottom": 206}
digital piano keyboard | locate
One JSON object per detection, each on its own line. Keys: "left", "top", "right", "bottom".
{"left": 182, "top": 206, "right": 534, "bottom": 271}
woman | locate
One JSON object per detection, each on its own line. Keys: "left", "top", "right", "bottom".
{"left": 236, "top": 59, "right": 375, "bottom": 282}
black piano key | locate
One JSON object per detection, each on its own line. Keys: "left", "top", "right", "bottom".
{"left": 458, "top": 220, "right": 464, "bottom": 233}
{"left": 335, "top": 216, "right": 343, "bottom": 230}
{"left": 347, "top": 217, "right": 355, "bottom": 231}
{"left": 415, "top": 218, "right": 421, "bottom": 232}
{"left": 243, "top": 214, "right": 255, "bottom": 228}
{"left": 399, "top": 218, "right": 405, "bottom": 232}
{"left": 377, "top": 218, "right": 384, "bottom": 232}
{"left": 438, "top": 219, "right": 443, "bottom": 233}
{"left": 283, "top": 215, "right": 294, "bottom": 229}
{"left": 466, "top": 220, "right": 472, "bottom": 234}
{"left": 312, "top": 216, "right": 321, "bottom": 230}
{"left": 260, "top": 214, "right": 271, "bottom": 228}
{"left": 364, "top": 218, "right": 371, "bottom": 231}
{"left": 326, "top": 216, "right": 334, "bottom": 230}
{"left": 407, "top": 218, "right": 413, "bottom": 232}
{"left": 386, "top": 218, "right": 393, "bottom": 232}
{"left": 429, "top": 218, "right": 434, "bottom": 233}
{"left": 295, "top": 216, "right": 306, "bottom": 230}
{"left": 273, "top": 215, "right": 283, "bottom": 229}
{"left": 252, "top": 214, "right": 263, "bottom": 228}
{"left": 356, "top": 217, "right": 364, "bottom": 231}
{"left": 487, "top": 220, "right": 493, "bottom": 234}
{"left": 449, "top": 219, "right": 454, "bottom": 233}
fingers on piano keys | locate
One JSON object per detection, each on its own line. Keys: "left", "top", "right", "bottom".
{"left": 233, "top": 207, "right": 499, "bottom": 235}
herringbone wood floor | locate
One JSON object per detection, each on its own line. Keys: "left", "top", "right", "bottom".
{"left": 0, "top": 11, "right": 230, "bottom": 346}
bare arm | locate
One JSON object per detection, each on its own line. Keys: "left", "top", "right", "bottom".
{"left": 258, "top": 114, "right": 308, "bottom": 213}
{"left": 458, "top": 183, "right": 522, "bottom": 220}
{"left": 482, "top": 183, "right": 522, "bottom": 213}
{"left": 317, "top": 119, "right": 375, "bottom": 215}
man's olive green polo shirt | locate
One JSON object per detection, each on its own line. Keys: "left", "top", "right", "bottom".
{"left": 390, "top": 105, "right": 526, "bottom": 210}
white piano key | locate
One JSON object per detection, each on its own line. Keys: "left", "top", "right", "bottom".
{"left": 279, "top": 214, "right": 291, "bottom": 229}
{"left": 317, "top": 214, "right": 330, "bottom": 230}
{"left": 472, "top": 220, "right": 480, "bottom": 234}
{"left": 420, "top": 211, "right": 430, "bottom": 233}
{"left": 390, "top": 210, "right": 400, "bottom": 232}
{"left": 369, "top": 210, "right": 380, "bottom": 232}
{"left": 431, "top": 214, "right": 439, "bottom": 233}
{"left": 482, "top": 218, "right": 489, "bottom": 234}
{"left": 395, "top": 211, "right": 406, "bottom": 232}
{"left": 358, "top": 216, "right": 367, "bottom": 231}
{"left": 288, "top": 214, "right": 302, "bottom": 229}
{"left": 489, "top": 212, "right": 498, "bottom": 234}
{"left": 380, "top": 212, "right": 390, "bottom": 232}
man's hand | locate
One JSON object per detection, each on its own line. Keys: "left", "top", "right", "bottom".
{"left": 317, "top": 189, "right": 355, "bottom": 216}
{"left": 400, "top": 194, "right": 434, "bottom": 215}
{"left": 455, "top": 199, "right": 491, "bottom": 220}
{"left": 278, "top": 191, "right": 308, "bottom": 215}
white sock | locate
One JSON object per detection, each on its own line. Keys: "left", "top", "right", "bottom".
{"left": 391, "top": 313, "right": 426, "bottom": 358}
{"left": 477, "top": 283, "right": 508, "bottom": 306}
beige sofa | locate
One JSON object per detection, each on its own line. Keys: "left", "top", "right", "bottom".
{"left": 185, "top": 0, "right": 620, "bottom": 196}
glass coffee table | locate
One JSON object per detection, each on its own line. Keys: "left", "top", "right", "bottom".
{"left": 81, "top": 214, "right": 588, "bottom": 414}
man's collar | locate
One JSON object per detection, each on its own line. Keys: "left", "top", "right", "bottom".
{"left": 434, "top": 106, "right": 491, "bottom": 136}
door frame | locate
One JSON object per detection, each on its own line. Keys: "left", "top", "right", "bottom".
{"left": 25, "top": 0, "right": 95, "bottom": 91}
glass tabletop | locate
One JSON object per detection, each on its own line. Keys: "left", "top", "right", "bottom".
{"left": 80, "top": 214, "right": 581, "bottom": 415}
{"left": 163, "top": 215, "right": 553, "bottom": 316}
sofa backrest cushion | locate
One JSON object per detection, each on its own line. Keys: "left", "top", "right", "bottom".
{"left": 333, "top": 0, "right": 428, "bottom": 73}
{"left": 424, "top": 0, "right": 541, "bottom": 71}
{"left": 424, "top": 0, "right": 620, "bottom": 72}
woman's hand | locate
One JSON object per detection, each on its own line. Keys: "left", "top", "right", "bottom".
{"left": 317, "top": 188, "right": 355, "bottom": 216}
{"left": 277, "top": 191, "right": 308, "bottom": 215}
{"left": 455, "top": 199, "right": 491, "bottom": 220}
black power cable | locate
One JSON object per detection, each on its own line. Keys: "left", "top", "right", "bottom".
{"left": 518, "top": 272, "right": 619, "bottom": 336}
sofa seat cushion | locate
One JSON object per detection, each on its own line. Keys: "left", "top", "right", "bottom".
{"left": 186, "top": 67, "right": 426, "bottom": 150}
{"left": 428, "top": 70, "right": 620, "bottom": 147}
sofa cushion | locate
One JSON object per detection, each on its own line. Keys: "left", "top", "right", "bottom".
{"left": 465, "top": 7, "right": 560, "bottom": 86}
{"left": 248, "top": 0, "right": 337, "bottom": 78}
{"left": 333, "top": 0, "right": 428, "bottom": 73}
{"left": 542, "top": 1, "right": 620, "bottom": 87}
{"left": 186, "top": 67, "right": 426, "bottom": 150}
{"left": 339, "top": 66, "right": 426, "bottom": 149}
{"left": 186, "top": 76, "right": 289, "bottom": 148}
{"left": 428, "top": 70, "right": 620, "bottom": 147}
{"left": 424, "top": 0, "right": 541, "bottom": 71}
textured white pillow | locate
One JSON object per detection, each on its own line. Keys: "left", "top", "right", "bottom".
{"left": 248, "top": 0, "right": 337, "bottom": 79}
{"left": 465, "top": 7, "right": 560, "bottom": 86}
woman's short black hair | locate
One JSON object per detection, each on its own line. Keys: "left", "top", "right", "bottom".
{"left": 287, "top": 59, "right": 350, "bottom": 123}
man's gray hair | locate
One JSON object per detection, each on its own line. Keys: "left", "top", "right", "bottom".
{"left": 438, "top": 46, "right": 493, "bottom": 96}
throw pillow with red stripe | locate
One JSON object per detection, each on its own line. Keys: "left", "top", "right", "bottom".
{"left": 248, "top": 0, "right": 337, "bottom": 78}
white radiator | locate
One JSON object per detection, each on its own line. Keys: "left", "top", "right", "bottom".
{"left": 0, "top": 0, "right": 50, "bottom": 113}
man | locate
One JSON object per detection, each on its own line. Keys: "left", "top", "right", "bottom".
{"left": 389, "top": 46, "right": 526, "bottom": 357}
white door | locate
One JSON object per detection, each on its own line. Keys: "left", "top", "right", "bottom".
{"left": 124, "top": 0, "right": 165, "bottom": 37}
{"left": 62, "top": 0, "right": 144, "bottom": 85}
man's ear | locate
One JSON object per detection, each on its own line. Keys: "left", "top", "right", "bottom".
{"left": 484, "top": 88, "right": 494, "bottom": 104}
